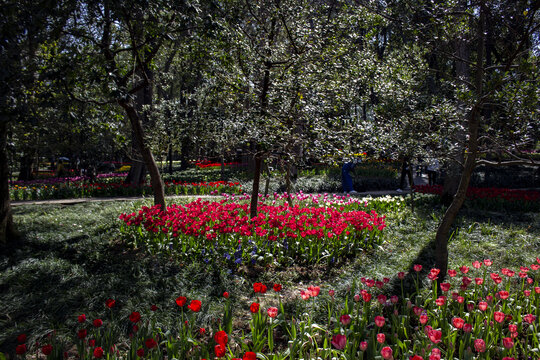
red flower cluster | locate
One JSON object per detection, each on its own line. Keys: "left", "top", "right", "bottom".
{"left": 195, "top": 161, "right": 241, "bottom": 168}
{"left": 120, "top": 199, "right": 386, "bottom": 243}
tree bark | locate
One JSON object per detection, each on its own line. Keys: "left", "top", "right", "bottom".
{"left": 18, "top": 153, "right": 34, "bottom": 181}
{"left": 435, "top": 2, "right": 485, "bottom": 280}
{"left": 119, "top": 99, "right": 166, "bottom": 210}
{"left": 250, "top": 153, "right": 263, "bottom": 218}
{"left": 0, "top": 121, "right": 18, "bottom": 248}
{"left": 263, "top": 160, "right": 271, "bottom": 197}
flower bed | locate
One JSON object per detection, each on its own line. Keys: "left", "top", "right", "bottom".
{"left": 119, "top": 196, "right": 387, "bottom": 266}
{"left": 414, "top": 185, "right": 540, "bottom": 211}
{"left": 10, "top": 178, "right": 241, "bottom": 201}
{"left": 11, "top": 260, "right": 539, "bottom": 359}
{"left": 195, "top": 161, "right": 242, "bottom": 169}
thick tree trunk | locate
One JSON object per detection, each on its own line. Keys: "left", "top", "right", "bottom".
{"left": 250, "top": 153, "right": 263, "bottom": 218}
{"left": 434, "top": 111, "right": 479, "bottom": 278}
{"left": 119, "top": 100, "right": 166, "bottom": 210}
{"left": 0, "top": 121, "right": 17, "bottom": 247}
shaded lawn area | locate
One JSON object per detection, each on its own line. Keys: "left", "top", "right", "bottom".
{"left": 1, "top": 196, "right": 539, "bottom": 354}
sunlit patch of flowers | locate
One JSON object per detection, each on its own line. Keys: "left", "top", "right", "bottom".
{"left": 12, "top": 260, "right": 539, "bottom": 359}
{"left": 222, "top": 191, "right": 406, "bottom": 213}
{"left": 119, "top": 196, "right": 387, "bottom": 266}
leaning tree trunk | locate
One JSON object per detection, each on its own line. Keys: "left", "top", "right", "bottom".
{"left": 435, "top": 3, "right": 485, "bottom": 279}
{"left": 119, "top": 100, "right": 166, "bottom": 210}
{"left": 434, "top": 109, "right": 480, "bottom": 279}
{"left": 0, "top": 121, "right": 17, "bottom": 247}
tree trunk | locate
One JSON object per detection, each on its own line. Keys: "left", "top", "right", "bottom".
{"left": 264, "top": 161, "right": 271, "bottom": 197}
{"left": 250, "top": 153, "right": 263, "bottom": 218}
{"left": 126, "top": 159, "right": 146, "bottom": 186}
{"left": 18, "top": 153, "right": 34, "bottom": 181}
{"left": 434, "top": 111, "right": 479, "bottom": 278}
{"left": 435, "top": 3, "right": 485, "bottom": 280}
{"left": 0, "top": 121, "right": 17, "bottom": 248}
{"left": 167, "top": 144, "right": 173, "bottom": 174}
{"left": 180, "top": 138, "right": 190, "bottom": 170}
{"left": 119, "top": 99, "right": 166, "bottom": 210}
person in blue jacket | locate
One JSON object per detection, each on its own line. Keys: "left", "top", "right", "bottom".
{"left": 341, "top": 159, "right": 359, "bottom": 193}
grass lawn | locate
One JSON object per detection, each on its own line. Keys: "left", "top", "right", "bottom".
{"left": 1, "top": 195, "right": 539, "bottom": 357}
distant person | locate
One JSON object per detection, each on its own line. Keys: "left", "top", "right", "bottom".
{"left": 341, "top": 159, "right": 359, "bottom": 194}
{"left": 397, "top": 157, "right": 412, "bottom": 192}
{"left": 426, "top": 158, "right": 440, "bottom": 186}
{"left": 56, "top": 162, "right": 66, "bottom": 177}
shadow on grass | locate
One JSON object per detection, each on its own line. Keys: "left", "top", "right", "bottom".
{"left": 0, "top": 220, "right": 232, "bottom": 355}
{"left": 386, "top": 237, "right": 438, "bottom": 299}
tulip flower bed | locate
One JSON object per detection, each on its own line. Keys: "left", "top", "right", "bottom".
{"left": 414, "top": 185, "right": 540, "bottom": 212}
{"left": 11, "top": 260, "right": 540, "bottom": 360}
{"left": 10, "top": 178, "right": 242, "bottom": 201}
{"left": 119, "top": 194, "right": 388, "bottom": 266}
{"left": 195, "top": 160, "right": 242, "bottom": 169}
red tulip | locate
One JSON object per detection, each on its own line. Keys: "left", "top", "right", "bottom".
{"left": 16, "top": 344, "right": 27, "bottom": 355}
{"left": 502, "top": 337, "right": 514, "bottom": 349}
{"left": 452, "top": 317, "right": 465, "bottom": 329}
{"left": 494, "top": 311, "right": 505, "bottom": 323}
{"left": 381, "top": 346, "right": 393, "bottom": 360}
{"left": 42, "top": 344, "right": 53, "bottom": 356}
{"left": 175, "top": 296, "right": 187, "bottom": 307}
{"left": 93, "top": 347, "right": 104, "bottom": 358}
{"left": 214, "top": 344, "right": 226, "bottom": 358}
{"left": 250, "top": 302, "right": 260, "bottom": 313}
{"left": 129, "top": 311, "right": 141, "bottom": 323}
{"left": 188, "top": 300, "right": 202, "bottom": 312}
{"left": 145, "top": 338, "right": 157, "bottom": 349}
{"left": 105, "top": 299, "right": 115, "bottom": 308}
{"left": 214, "top": 330, "right": 228, "bottom": 345}
{"left": 331, "top": 334, "right": 347, "bottom": 350}
{"left": 375, "top": 316, "right": 385, "bottom": 328}
{"left": 267, "top": 307, "right": 278, "bottom": 318}
{"left": 17, "top": 334, "right": 27, "bottom": 343}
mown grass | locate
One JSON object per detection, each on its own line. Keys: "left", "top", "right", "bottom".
{"left": 1, "top": 195, "right": 538, "bottom": 355}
